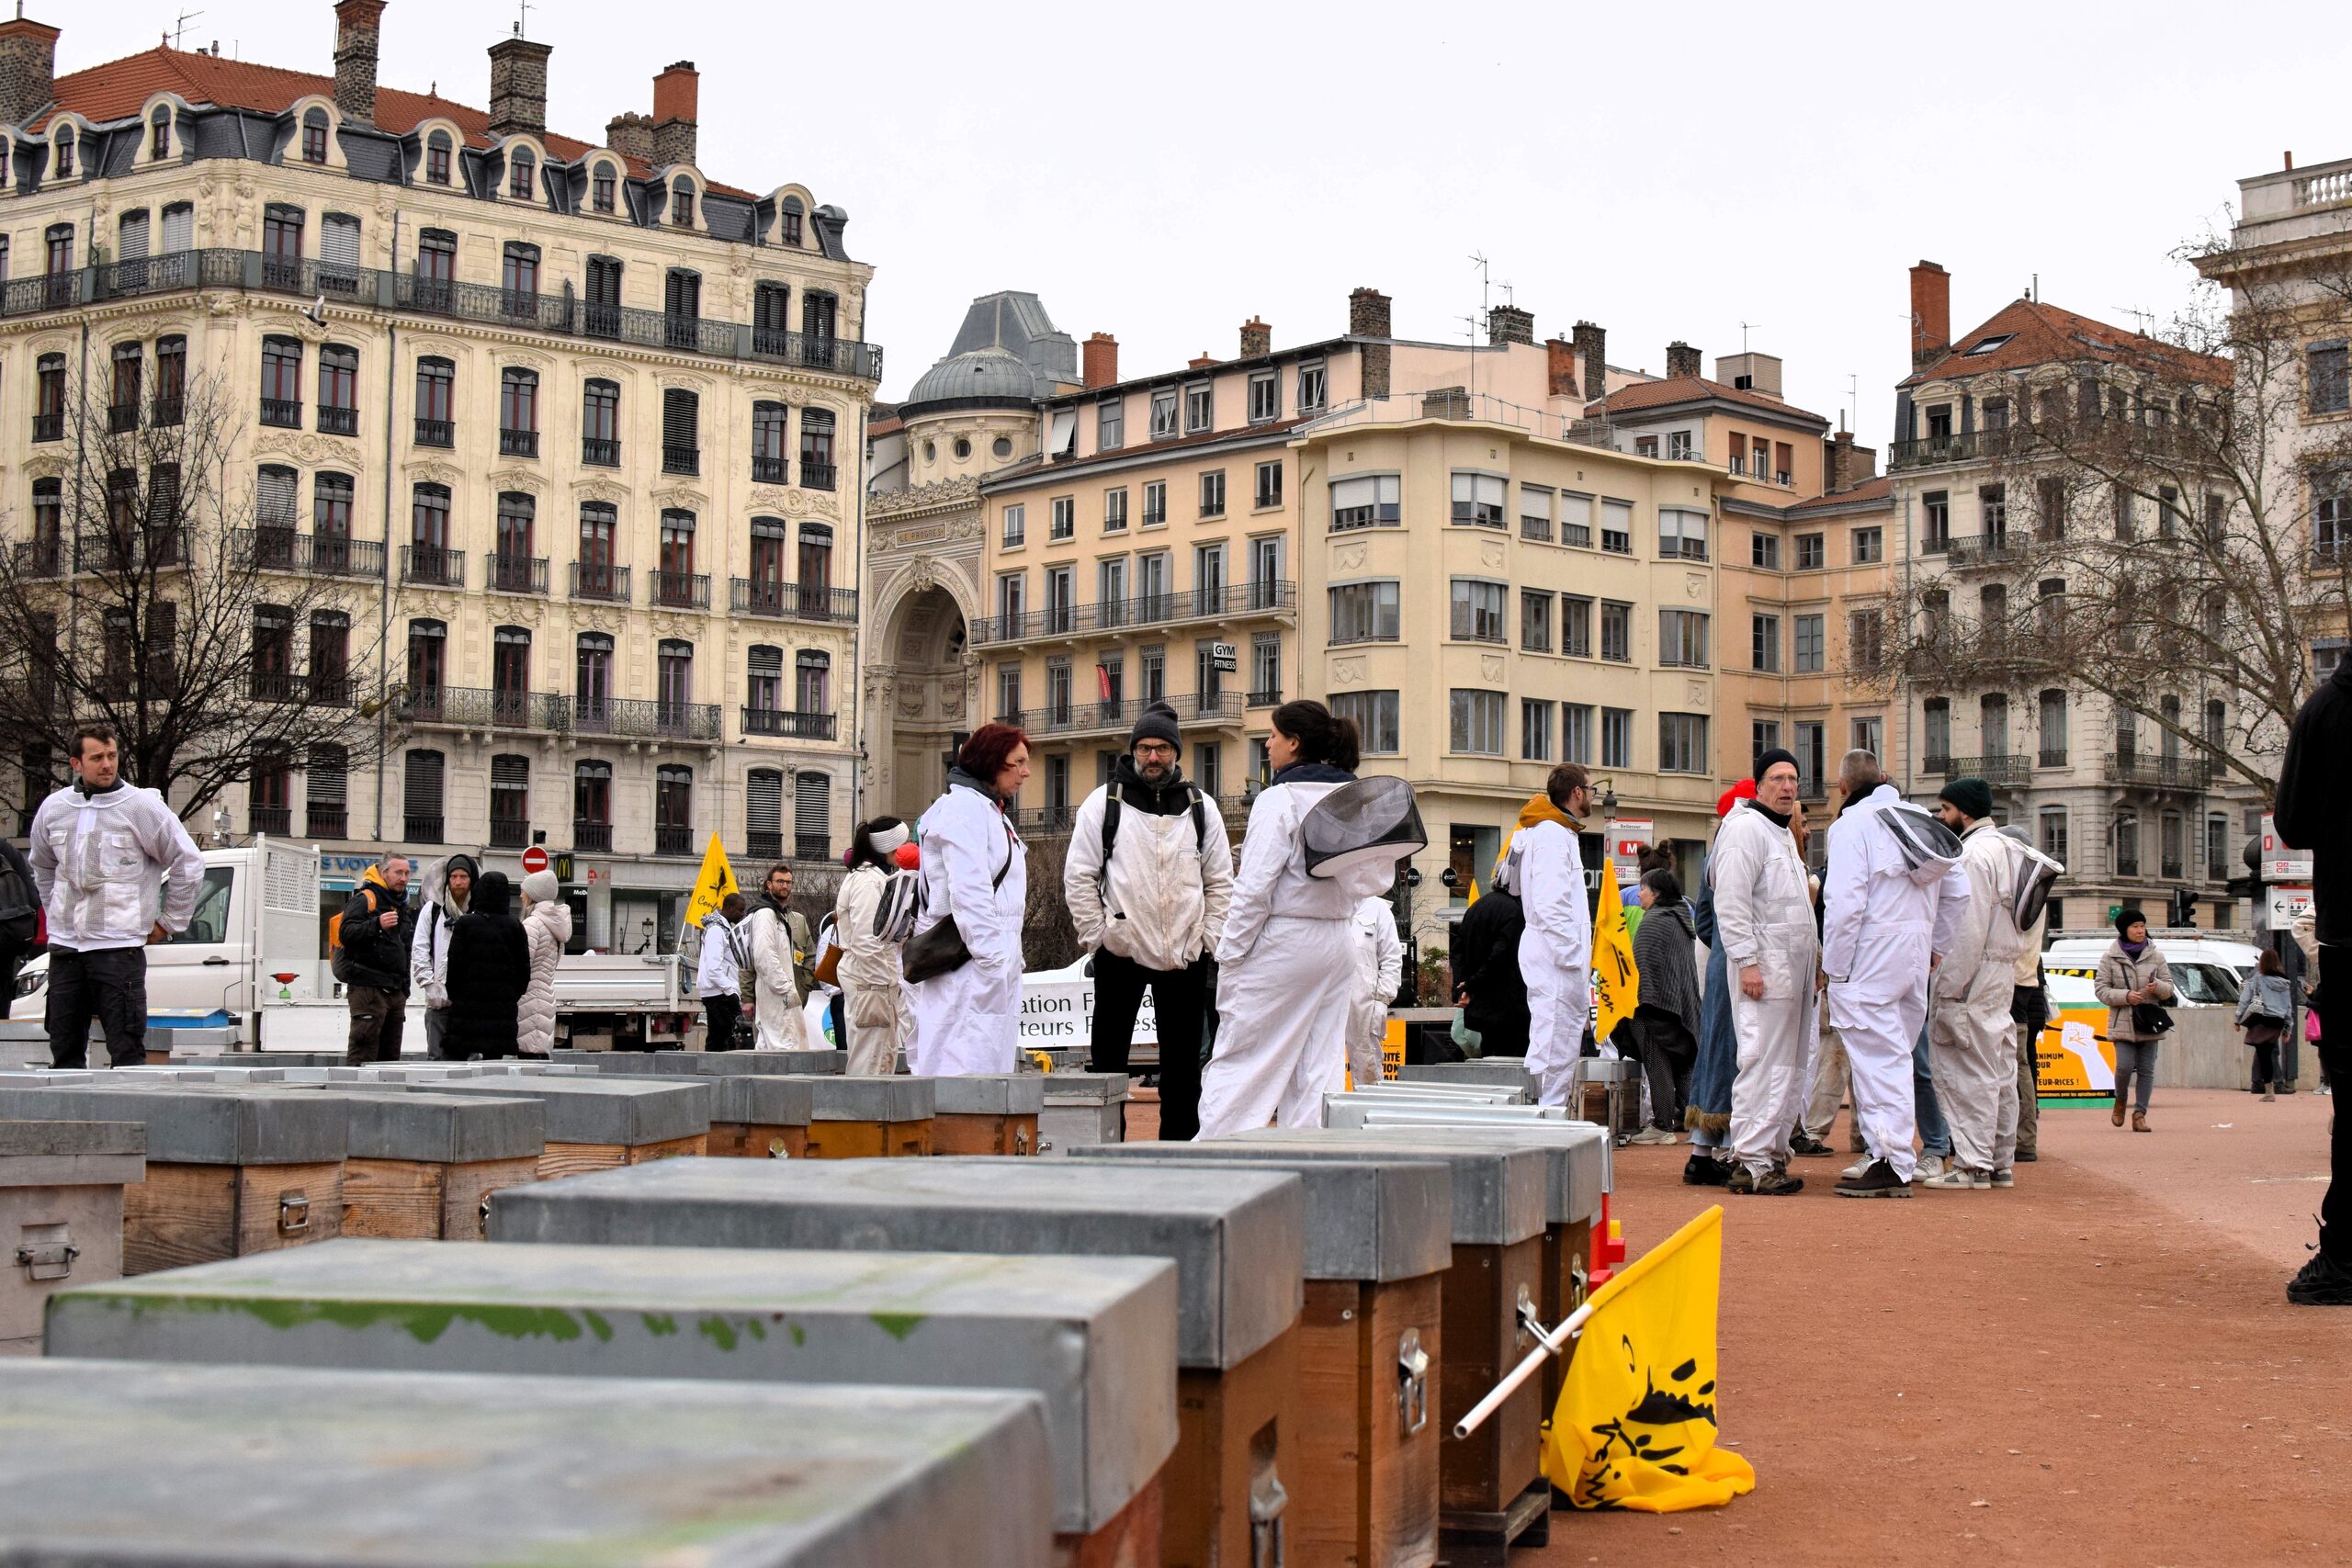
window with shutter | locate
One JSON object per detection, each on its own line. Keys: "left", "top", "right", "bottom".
{"left": 403, "top": 750, "right": 446, "bottom": 840}
{"left": 322, "top": 214, "right": 360, "bottom": 269}
{"left": 584, "top": 255, "right": 622, "bottom": 338}
{"left": 794, "top": 773, "right": 831, "bottom": 859}
{"left": 256, "top": 467, "right": 299, "bottom": 528}
{"left": 662, "top": 389, "right": 699, "bottom": 475}
{"left": 161, "top": 203, "right": 193, "bottom": 254}
{"left": 747, "top": 770, "right": 784, "bottom": 858}
{"left": 118, "top": 210, "right": 150, "bottom": 261}
{"left": 490, "top": 754, "right": 529, "bottom": 843}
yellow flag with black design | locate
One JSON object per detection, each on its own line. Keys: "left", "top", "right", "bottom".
{"left": 682, "top": 833, "right": 740, "bottom": 930}
{"left": 1543, "top": 1204, "right": 1754, "bottom": 1512}
{"left": 1591, "top": 856, "right": 1638, "bottom": 1045}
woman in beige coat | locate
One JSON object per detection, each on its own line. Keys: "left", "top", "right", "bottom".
{"left": 831, "top": 818, "right": 914, "bottom": 1076}
{"left": 2094, "top": 907, "right": 2174, "bottom": 1132}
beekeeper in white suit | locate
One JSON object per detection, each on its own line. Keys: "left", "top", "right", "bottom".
{"left": 1926, "top": 776, "right": 2033, "bottom": 1190}
{"left": 1824, "top": 750, "right": 1971, "bottom": 1198}
{"left": 1517, "top": 763, "right": 1597, "bottom": 1109}
{"left": 1712, "top": 749, "right": 1820, "bottom": 1195}
{"left": 1199, "top": 701, "right": 1400, "bottom": 1135}
{"left": 904, "top": 725, "right": 1030, "bottom": 1077}
{"left": 1348, "top": 895, "right": 1405, "bottom": 1088}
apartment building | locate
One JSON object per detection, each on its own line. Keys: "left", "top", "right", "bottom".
{"left": 1888, "top": 261, "right": 2254, "bottom": 931}
{"left": 0, "top": 5, "right": 880, "bottom": 953}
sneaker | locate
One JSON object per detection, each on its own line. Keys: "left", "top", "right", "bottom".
{"left": 1790, "top": 1133, "right": 1835, "bottom": 1158}
{"left": 1912, "top": 1154, "right": 1949, "bottom": 1185}
{"left": 1681, "top": 1153, "right": 1731, "bottom": 1188}
{"left": 1990, "top": 1169, "right": 2015, "bottom": 1189}
{"left": 1724, "top": 1165, "right": 1755, "bottom": 1195}
{"left": 1918, "top": 1166, "right": 1982, "bottom": 1191}
{"left": 1749, "top": 1168, "right": 1805, "bottom": 1196}
{"left": 2263, "top": 1089, "right": 2277, "bottom": 1102}
{"left": 1841, "top": 1157, "right": 1873, "bottom": 1181}
{"left": 2015, "top": 1148, "right": 2039, "bottom": 1163}
{"left": 2286, "top": 1248, "right": 2352, "bottom": 1306}
{"left": 1627, "top": 1126, "right": 1679, "bottom": 1145}
{"left": 1835, "top": 1158, "right": 1913, "bottom": 1199}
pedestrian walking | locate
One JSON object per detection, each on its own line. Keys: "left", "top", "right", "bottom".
{"left": 1348, "top": 895, "right": 1405, "bottom": 1089}
{"left": 0, "top": 832, "right": 41, "bottom": 1020}
{"left": 2095, "top": 908, "right": 2173, "bottom": 1134}
{"left": 1924, "top": 778, "right": 2033, "bottom": 1190}
{"left": 1628, "top": 868, "right": 1700, "bottom": 1144}
{"left": 337, "top": 855, "right": 415, "bottom": 1066}
{"left": 2275, "top": 654, "right": 2350, "bottom": 1304}
{"left": 1198, "top": 701, "right": 1398, "bottom": 1134}
{"left": 515, "top": 870, "right": 571, "bottom": 1058}
{"left": 1065, "top": 700, "right": 1234, "bottom": 1138}
{"left": 740, "top": 863, "right": 816, "bottom": 1055}
{"left": 2237, "top": 950, "right": 2299, "bottom": 1101}
{"left": 1451, "top": 866, "right": 1530, "bottom": 1057}
{"left": 408, "top": 853, "right": 477, "bottom": 1059}
{"left": 832, "top": 818, "right": 914, "bottom": 1076}
{"left": 1683, "top": 779, "right": 1757, "bottom": 1187}
{"left": 695, "top": 893, "right": 747, "bottom": 1052}
{"left": 2002, "top": 824, "right": 2050, "bottom": 1163}
{"left": 905, "top": 725, "right": 1030, "bottom": 1077}
{"left": 1713, "top": 750, "right": 1818, "bottom": 1196}
{"left": 1516, "top": 763, "right": 1599, "bottom": 1110}
{"left": 442, "top": 870, "right": 528, "bottom": 1060}
{"left": 26, "top": 724, "right": 205, "bottom": 1068}
{"left": 1823, "top": 750, "right": 1969, "bottom": 1199}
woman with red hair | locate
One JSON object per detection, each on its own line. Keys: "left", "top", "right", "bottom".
{"left": 905, "top": 724, "right": 1031, "bottom": 1075}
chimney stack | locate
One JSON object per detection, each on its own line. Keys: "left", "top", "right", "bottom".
{"left": 1350, "top": 287, "right": 1392, "bottom": 399}
{"left": 0, "top": 12, "right": 61, "bottom": 130}
{"left": 1188, "top": 352, "right": 1217, "bottom": 370}
{"left": 1665, "top": 341, "right": 1702, "bottom": 380}
{"left": 605, "top": 111, "right": 654, "bottom": 162}
{"left": 1572, "top": 320, "right": 1607, "bottom": 402}
{"left": 332, "top": 0, "right": 386, "bottom": 124}
{"left": 651, "top": 61, "right": 698, "bottom": 168}
{"left": 1826, "top": 429, "right": 1879, "bottom": 493}
{"left": 1909, "top": 260, "right": 1951, "bottom": 368}
{"left": 1238, "top": 317, "right": 1271, "bottom": 358}
{"left": 1544, "top": 337, "right": 1577, "bottom": 398}
{"left": 1082, "top": 333, "right": 1119, "bottom": 389}
{"left": 486, "top": 32, "right": 551, "bottom": 139}
{"left": 1487, "top": 304, "right": 1534, "bottom": 347}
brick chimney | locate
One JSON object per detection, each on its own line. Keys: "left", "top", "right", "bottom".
{"left": 1487, "top": 304, "right": 1534, "bottom": 346}
{"left": 486, "top": 32, "right": 551, "bottom": 139}
{"left": 1350, "top": 287, "right": 1392, "bottom": 399}
{"left": 1572, "top": 321, "right": 1607, "bottom": 401}
{"left": 1188, "top": 353, "right": 1216, "bottom": 370}
{"left": 1665, "top": 341, "right": 1702, "bottom": 380}
{"left": 1545, "top": 337, "right": 1577, "bottom": 398}
{"left": 332, "top": 0, "right": 386, "bottom": 124}
{"left": 0, "top": 13, "right": 61, "bottom": 130}
{"left": 1238, "top": 317, "right": 1271, "bottom": 358}
{"left": 651, "top": 61, "right": 698, "bottom": 168}
{"left": 1082, "top": 333, "right": 1119, "bottom": 389}
{"left": 605, "top": 111, "right": 654, "bottom": 163}
{"left": 1910, "top": 260, "right": 1951, "bottom": 368}
{"left": 1825, "top": 429, "right": 1879, "bottom": 492}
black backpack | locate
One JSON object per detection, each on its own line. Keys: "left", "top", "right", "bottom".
{"left": 1101, "top": 784, "right": 1210, "bottom": 870}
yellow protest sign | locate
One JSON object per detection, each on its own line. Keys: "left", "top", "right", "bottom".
{"left": 1591, "top": 855, "right": 1638, "bottom": 1045}
{"left": 682, "top": 833, "right": 740, "bottom": 930}
{"left": 1544, "top": 1204, "right": 1754, "bottom": 1512}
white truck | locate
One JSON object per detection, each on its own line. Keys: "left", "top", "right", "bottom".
{"left": 7, "top": 840, "right": 690, "bottom": 1052}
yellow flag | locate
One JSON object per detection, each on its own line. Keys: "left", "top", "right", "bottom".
{"left": 1465, "top": 874, "right": 1481, "bottom": 907}
{"left": 1543, "top": 1204, "right": 1754, "bottom": 1512}
{"left": 1591, "top": 856, "right": 1639, "bottom": 1044}
{"left": 682, "top": 833, "right": 740, "bottom": 929}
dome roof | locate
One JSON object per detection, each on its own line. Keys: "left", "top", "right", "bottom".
{"left": 901, "top": 347, "right": 1041, "bottom": 414}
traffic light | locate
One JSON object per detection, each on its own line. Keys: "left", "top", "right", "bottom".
{"left": 2172, "top": 887, "right": 2198, "bottom": 928}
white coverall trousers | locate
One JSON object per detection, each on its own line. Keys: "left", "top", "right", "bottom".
{"left": 1729, "top": 972, "right": 1816, "bottom": 1177}
{"left": 747, "top": 965, "right": 809, "bottom": 1054}
{"left": 1521, "top": 965, "right": 1589, "bottom": 1109}
{"left": 1826, "top": 921, "right": 1933, "bottom": 1180}
{"left": 1929, "top": 962, "right": 2020, "bottom": 1174}
{"left": 1197, "top": 914, "right": 1355, "bottom": 1135}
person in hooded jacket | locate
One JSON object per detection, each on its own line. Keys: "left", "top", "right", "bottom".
{"left": 1065, "top": 700, "right": 1235, "bottom": 1139}
{"left": 1682, "top": 779, "right": 1758, "bottom": 1185}
{"left": 1713, "top": 750, "right": 1819, "bottom": 1195}
{"left": 1629, "top": 868, "right": 1700, "bottom": 1143}
{"left": 338, "top": 855, "right": 416, "bottom": 1065}
{"left": 1926, "top": 777, "right": 2033, "bottom": 1190}
{"left": 1198, "top": 701, "right": 1396, "bottom": 1135}
{"left": 1450, "top": 869, "right": 1530, "bottom": 1056}
{"left": 1348, "top": 894, "right": 1405, "bottom": 1089}
{"left": 442, "top": 870, "right": 528, "bottom": 1059}
{"left": 833, "top": 818, "right": 915, "bottom": 1076}
{"left": 1824, "top": 750, "right": 1970, "bottom": 1197}
{"left": 906, "top": 725, "right": 1031, "bottom": 1077}
{"left": 1515, "top": 763, "right": 1599, "bottom": 1109}
{"left": 408, "top": 852, "right": 477, "bottom": 1059}
{"left": 515, "top": 869, "right": 572, "bottom": 1058}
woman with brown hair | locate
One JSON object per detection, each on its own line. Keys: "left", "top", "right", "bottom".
{"left": 905, "top": 724, "right": 1031, "bottom": 1076}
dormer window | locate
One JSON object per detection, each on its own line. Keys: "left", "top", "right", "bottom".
{"left": 425, "top": 130, "right": 451, "bottom": 186}
{"left": 780, "top": 198, "right": 804, "bottom": 246}
{"left": 671, "top": 178, "right": 695, "bottom": 228}
{"left": 150, "top": 107, "right": 171, "bottom": 161}
{"left": 53, "top": 125, "right": 74, "bottom": 178}
{"left": 509, "top": 147, "right": 536, "bottom": 200}
{"left": 1962, "top": 333, "right": 2016, "bottom": 357}
{"left": 302, "top": 108, "right": 329, "bottom": 165}
{"left": 592, "top": 164, "right": 616, "bottom": 214}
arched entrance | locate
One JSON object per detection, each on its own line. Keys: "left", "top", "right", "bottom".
{"left": 876, "top": 584, "right": 972, "bottom": 818}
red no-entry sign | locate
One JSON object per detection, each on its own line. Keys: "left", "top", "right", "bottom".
{"left": 520, "top": 845, "right": 549, "bottom": 874}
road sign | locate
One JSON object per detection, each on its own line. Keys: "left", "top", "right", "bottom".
{"left": 1210, "top": 641, "right": 1238, "bottom": 673}
{"left": 2267, "top": 886, "right": 2313, "bottom": 931}
{"left": 520, "top": 845, "right": 549, "bottom": 874}
{"left": 2261, "top": 813, "right": 2313, "bottom": 882}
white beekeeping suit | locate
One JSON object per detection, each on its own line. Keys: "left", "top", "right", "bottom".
{"left": 832, "top": 859, "right": 912, "bottom": 1076}
{"left": 1517, "top": 818, "right": 1591, "bottom": 1108}
{"left": 1929, "top": 818, "right": 2033, "bottom": 1179}
{"left": 1711, "top": 800, "right": 1820, "bottom": 1180}
{"left": 904, "top": 778, "right": 1027, "bottom": 1077}
{"left": 1348, "top": 896, "right": 1405, "bottom": 1088}
{"left": 1822, "top": 784, "right": 1970, "bottom": 1181}
{"left": 738, "top": 896, "right": 810, "bottom": 1053}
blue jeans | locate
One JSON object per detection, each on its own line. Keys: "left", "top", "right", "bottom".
{"left": 1914, "top": 1016, "right": 1951, "bottom": 1158}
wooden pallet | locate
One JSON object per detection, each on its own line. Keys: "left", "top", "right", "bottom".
{"left": 1436, "top": 1480, "right": 1550, "bottom": 1567}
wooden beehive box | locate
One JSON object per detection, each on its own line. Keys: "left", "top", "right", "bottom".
{"left": 930, "top": 1074, "right": 1045, "bottom": 1156}
{"left": 325, "top": 1090, "right": 545, "bottom": 1241}
{"left": 389, "top": 1077, "right": 711, "bottom": 1176}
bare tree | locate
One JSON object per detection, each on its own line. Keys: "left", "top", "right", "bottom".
{"left": 1875, "top": 262, "right": 2352, "bottom": 804}
{"left": 0, "top": 364, "right": 391, "bottom": 825}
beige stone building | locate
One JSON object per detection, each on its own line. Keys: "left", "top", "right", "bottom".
{"left": 0, "top": 5, "right": 880, "bottom": 951}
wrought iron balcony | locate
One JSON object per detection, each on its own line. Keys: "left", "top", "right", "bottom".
{"left": 32, "top": 411, "right": 63, "bottom": 442}
{"left": 570, "top": 562, "right": 630, "bottom": 603}
{"left": 488, "top": 818, "right": 530, "bottom": 851}
{"left": 571, "top": 696, "right": 722, "bottom": 742}
{"left": 2104, "top": 752, "right": 2219, "bottom": 790}
{"left": 729, "top": 578, "right": 858, "bottom": 623}
{"left": 662, "top": 444, "right": 700, "bottom": 477}
{"left": 582, "top": 436, "right": 620, "bottom": 467}
{"left": 747, "top": 829, "right": 783, "bottom": 861}
{"left": 306, "top": 806, "right": 347, "bottom": 839}
{"left": 259, "top": 397, "right": 302, "bottom": 429}
{"left": 1005, "top": 691, "right": 1245, "bottom": 739}
{"left": 489, "top": 553, "right": 549, "bottom": 595}
{"left": 12, "top": 537, "right": 63, "bottom": 578}
{"left": 400, "top": 545, "right": 465, "bottom": 587}
{"left": 572, "top": 821, "right": 613, "bottom": 853}
{"left": 800, "top": 461, "right": 837, "bottom": 491}
{"left": 499, "top": 428, "right": 538, "bottom": 458}
{"left": 404, "top": 814, "right": 444, "bottom": 844}
{"left": 395, "top": 684, "right": 570, "bottom": 733}
{"left": 248, "top": 806, "right": 291, "bottom": 836}
{"left": 74, "top": 526, "right": 187, "bottom": 573}
{"left": 2039, "top": 748, "right": 2069, "bottom": 768}
{"left": 316, "top": 404, "right": 359, "bottom": 437}
{"left": 740, "top": 706, "right": 837, "bottom": 739}
{"left": 650, "top": 570, "right": 711, "bottom": 611}
{"left": 414, "top": 416, "right": 453, "bottom": 447}
{"left": 752, "top": 454, "right": 786, "bottom": 484}
{"left": 1247, "top": 688, "right": 1283, "bottom": 708}
{"left": 234, "top": 529, "right": 385, "bottom": 578}
{"left": 969, "top": 580, "right": 1297, "bottom": 645}
{"left": 107, "top": 402, "right": 140, "bottom": 434}
{"left": 151, "top": 395, "right": 185, "bottom": 427}
{"left": 654, "top": 825, "right": 694, "bottom": 856}
{"left": 1938, "top": 754, "right": 2033, "bottom": 786}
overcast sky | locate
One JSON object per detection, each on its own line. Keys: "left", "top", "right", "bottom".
{"left": 62, "top": 0, "right": 2352, "bottom": 454}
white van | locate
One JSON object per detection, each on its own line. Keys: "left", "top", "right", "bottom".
{"left": 2043, "top": 930, "right": 2250, "bottom": 1008}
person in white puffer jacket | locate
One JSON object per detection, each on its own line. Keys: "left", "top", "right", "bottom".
{"left": 515, "top": 869, "right": 572, "bottom": 1058}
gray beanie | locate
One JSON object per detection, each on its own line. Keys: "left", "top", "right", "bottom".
{"left": 520, "top": 869, "right": 560, "bottom": 905}
{"left": 1130, "top": 698, "right": 1182, "bottom": 755}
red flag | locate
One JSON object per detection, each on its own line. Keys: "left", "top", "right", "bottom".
{"left": 1096, "top": 663, "right": 1114, "bottom": 702}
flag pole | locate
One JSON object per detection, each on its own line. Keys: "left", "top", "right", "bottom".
{"left": 1453, "top": 1296, "right": 1596, "bottom": 1439}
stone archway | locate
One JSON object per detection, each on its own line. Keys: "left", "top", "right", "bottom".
{"left": 874, "top": 584, "right": 973, "bottom": 818}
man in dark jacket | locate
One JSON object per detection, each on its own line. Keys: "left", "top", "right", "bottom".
{"left": 444, "top": 871, "right": 529, "bottom": 1060}
{"left": 339, "top": 855, "right": 415, "bottom": 1065}
{"left": 2276, "top": 653, "right": 2351, "bottom": 1305}
{"left": 0, "top": 834, "right": 40, "bottom": 1020}
{"left": 1452, "top": 881, "right": 1531, "bottom": 1057}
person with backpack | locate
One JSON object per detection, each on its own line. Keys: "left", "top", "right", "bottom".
{"left": 442, "top": 870, "right": 529, "bottom": 1060}
{"left": 695, "top": 893, "right": 748, "bottom": 1052}
{"left": 0, "top": 833, "right": 42, "bottom": 1020}
{"left": 2237, "top": 949, "right": 2300, "bottom": 1101}
{"left": 832, "top": 818, "right": 914, "bottom": 1075}
{"left": 336, "top": 855, "right": 415, "bottom": 1065}
{"left": 905, "top": 726, "right": 1030, "bottom": 1076}
{"left": 1925, "top": 777, "right": 2043, "bottom": 1190}
{"left": 1064, "top": 701, "right": 1234, "bottom": 1140}
{"left": 408, "top": 853, "right": 477, "bottom": 1059}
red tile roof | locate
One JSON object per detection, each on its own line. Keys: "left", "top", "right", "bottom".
{"left": 1902, "top": 298, "right": 2227, "bottom": 388}
{"left": 1786, "top": 474, "right": 1893, "bottom": 513}
{"left": 42, "top": 44, "right": 753, "bottom": 197}
{"left": 1587, "top": 374, "right": 1829, "bottom": 426}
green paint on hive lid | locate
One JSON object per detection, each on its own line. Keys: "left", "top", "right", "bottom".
{"left": 96, "top": 1292, "right": 597, "bottom": 1346}
{"left": 696, "top": 1314, "right": 739, "bottom": 1351}
{"left": 870, "top": 1312, "right": 925, "bottom": 1342}
{"left": 641, "top": 1311, "right": 680, "bottom": 1337}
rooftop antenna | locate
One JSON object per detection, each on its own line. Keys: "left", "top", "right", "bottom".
{"left": 1467, "top": 252, "right": 1491, "bottom": 401}
{"left": 169, "top": 7, "right": 203, "bottom": 49}
{"left": 2118, "top": 304, "right": 2155, "bottom": 334}
{"left": 514, "top": 0, "right": 532, "bottom": 39}
{"left": 2031, "top": 272, "right": 2039, "bottom": 303}
{"left": 1848, "top": 373, "right": 1859, "bottom": 433}
{"left": 1739, "top": 320, "right": 1763, "bottom": 354}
